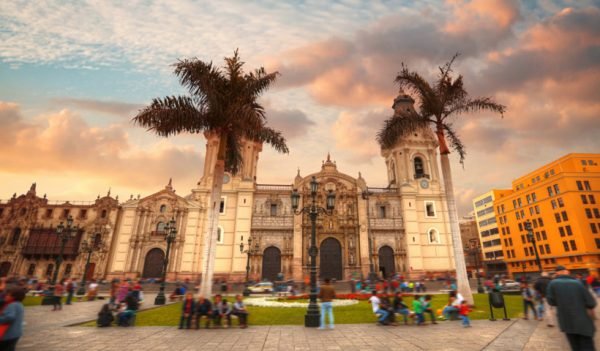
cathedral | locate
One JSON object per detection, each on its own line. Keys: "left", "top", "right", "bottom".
{"left": 0, "top": 93, "right": 456, "bottom": 282}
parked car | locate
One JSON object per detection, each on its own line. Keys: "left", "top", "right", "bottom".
{"left": 248, "top": 282, "right": 274, "bottom": 293}
{"left": 501, "top": 279, "right": 520, "bottom": 290}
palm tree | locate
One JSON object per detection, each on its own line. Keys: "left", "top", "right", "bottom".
{"left": 133, "top": 50, "right": 288, "bottom": 297}
{"left": 377, "top": 54, "right": 505, "bottom": 304}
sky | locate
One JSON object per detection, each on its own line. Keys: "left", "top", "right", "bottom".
{"left": 0, "top": 0, "right": 599, "bottom": 216}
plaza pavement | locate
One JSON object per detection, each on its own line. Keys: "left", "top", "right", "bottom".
{"left": 17, "top": 293, "right": 596, "bottom": 351}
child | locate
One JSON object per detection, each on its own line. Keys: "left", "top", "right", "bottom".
{"left": 179, "top": 292, "right": 196, "bottom": 329}
{"left": 458, "top": 300, "right": 471, "bottom": 327}
{"left": 534, "top": 291, "right": 544, "bottom": 321}
{"left": 412, "top": 296, "right": 425, "bottom": 326}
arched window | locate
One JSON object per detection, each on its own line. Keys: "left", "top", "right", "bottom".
{"left": 414, "top": 157, "right": 425, "bottom": 178}
{"left": 27, "top": 263, "right": 36, "bottom": 276}
{"left": 64, "top": 263, "right": 72, "bottom": 277}
{"left": 156, "top": 222, "right": 166, "bottom": 232}
{"left": 11, "top": 227, "right": 21, "bottom": 246}
{"left": 159, "top": 204, "right": 167, "bottom": 213}
{"left": 389, "top": 160, "right": 396, "bottom": 183}
{"left": 46, "top": 264, "right": 54, "bottom": 278}
{"left": 93, "top": 233, "right": 102, "bottom": 247}
{"left": 100, "top": 209, "right": 107, "bottom": 218}
{"left": 428, "top": 228, "right": 440, "bottom": 244}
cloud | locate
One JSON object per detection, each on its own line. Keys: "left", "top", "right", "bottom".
{"left": 50, "top": 97, "right": 143, "bottom": 116}
{"left": 266, "top": 107, "right": 315, "bottom": 139}
{"left": 332, "top": 108, "right": 389, "bottom": 162}
{"left": 0, "top": 101, "right": 202, "bottom": 192}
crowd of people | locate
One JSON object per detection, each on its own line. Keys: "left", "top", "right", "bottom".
{"left": 176, "top": 293, "right": 249, "bottom": 329}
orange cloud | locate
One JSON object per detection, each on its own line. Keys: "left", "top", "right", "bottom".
{"left": 445, "top": 0, "right": 521, "bottom": 33}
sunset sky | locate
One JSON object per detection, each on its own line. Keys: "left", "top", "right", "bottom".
{"left": 1, "top": 0, "right": 599, "bottom": 216}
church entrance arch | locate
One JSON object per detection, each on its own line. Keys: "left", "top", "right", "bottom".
{"left": 320, "top": 238, "right": 342, "bottom": 280}
{"left": 262, "top": 246, "right": 281, "bottom": 282}
{"left": 378, "top": 246, "right": 395, "bottom": 278}
{"left": 142, "top": 248, "right": 165, "bottom": 278}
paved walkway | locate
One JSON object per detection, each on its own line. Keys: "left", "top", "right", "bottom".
{"left": 16, "top": 295, "right": 596, "bottom": 351}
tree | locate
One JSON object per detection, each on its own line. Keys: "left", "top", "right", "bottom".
{"left": 377, "top": 54, "right": 505, "bottom": 304}
{"left": 133, "top": 50, "right": 288, "bottom": 297}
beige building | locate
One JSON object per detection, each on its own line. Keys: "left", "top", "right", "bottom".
{"left": 1, "top": 93, "right": 457, "bottom": 283}
{"left": 472, "top": 190, "right": 510, "bottom": 276}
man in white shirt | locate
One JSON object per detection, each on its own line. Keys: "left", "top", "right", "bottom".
{"left": 368, "top": 291, "right": 389, "bottom": 325}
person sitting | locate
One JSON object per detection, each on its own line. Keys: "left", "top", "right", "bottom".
{"left": 420, "top": 295, "right": 437, "bottom": 324}
{"left": 442, "top": 291, "right": 462, "bottom": 320}
{"left": 368, "top": 291, "right": 389, "bottom": 325}
{"left": 169, "top": 283, "right": 185, "bottom": 301}
{"left": 380, "top": 293, "right": 397, "bottom": 325}
{"left": 232, "top": 295, "right": 249, "bottom": 328}
{"left": 97, "top": 303, "right": 114, "bottom": 327}
{"left": 412, "top": 296, "right": 425, "bottom": 326}
{"left": 195, "top": 295, "right": 213, "bottom": 329}
{"left": 179, "top": 292, "right": 196, "bottom": 329}
{"left": 117, "top": 303, "right": 135, "bottom": 327}
{"left": 212, "top": 295, "right": 232, "bottom": 328}
{"left": 393, "top": 292, "right": 411, "bottom": 325}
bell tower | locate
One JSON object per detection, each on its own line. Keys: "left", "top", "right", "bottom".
{"left": 380, "top": 90, "right": 454, "bottom": 278}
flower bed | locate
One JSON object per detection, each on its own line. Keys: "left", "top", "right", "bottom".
{"left": 245, "top": 296, "right": 359, "bottom": 308}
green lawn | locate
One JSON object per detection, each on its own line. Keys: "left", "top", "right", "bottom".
{"left": 81, "top": 294, "right": 523, "bottom": 327}
{"left": 23, "top": 296, "right": 44, "bottom": 307}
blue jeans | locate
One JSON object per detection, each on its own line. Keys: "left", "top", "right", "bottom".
{"left": 443, "top": 306, "right": 458, "bottom": 319}
{"left": 460, "top": 315, "right": 470, "bottom": 326}
{"left": 375, "top": 308, "right": 389, "bottom": 323}
{"left": 415, "top": 313, "right": 425, "bottom": 325}
{"left": 320, "top": 302, "right": 334, "bottom": 328}
{"left": 396, "top": 308, "right": 410, "bottom": 323}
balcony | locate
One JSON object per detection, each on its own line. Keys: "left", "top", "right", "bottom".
{"left": 256, "top": 184, "right": 293, "bottom": 192}
{"left": 369, "top": 217, "right": 403, "bottom": 230}
{"left": 414, "top": 173, "right": 430, "bottom": 180}
{"left": 251, "top": 215, "right": 293, "bottom": 229}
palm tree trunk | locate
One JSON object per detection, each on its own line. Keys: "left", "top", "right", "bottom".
{"left": 440, "top": 153, "right": 474, "bottom": 305}
{"left": 199, "top": 134, "right": 227, "bottom": 297}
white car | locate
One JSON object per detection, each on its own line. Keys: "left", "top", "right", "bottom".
{"left": 501, "top": 279, "right": 521, "bottom": 290}
{"left": 248, "top": 282, "right": 274, "bottom": 293}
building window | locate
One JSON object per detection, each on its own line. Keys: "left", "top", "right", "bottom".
{"left": 216, "top": 226, "right": 224, "bottom": 244}
{"left": 529, "top": 207, "right": 534, "bottom": 216}
{"left": 555, "top": 213, "right": 561, "bottom": 223}
{"left": 547, "top": 187, "right": 554, "bottom": 197}
{"left": 46, "top": 264, "right": 54, "bottom": 278}
{"left": 566, "top": 225, "right": 573, "bottom": 236}
{"left": 592, "top": 223, "right": 598, "bottom": 234}
{"left": 79, "top": 209, "right": 87, "bottom": 219}
{"left": 539, "top": 245, "right": 545, "bottom": 254}
{"left": 518, "top": 223, "right": 523, "bottom": 231}
{"left": 596, "top": 238, "right": 600, "bottom": 249}
{"left": 509, "top": 238, "right": 513, "bottom": 245}
{"left": 535, "top": 206, "right": 540, "bottom": 214}
{"left": 45, "top": 209, "right": 53, "bottom": 218}
{"left": 516, "top": 212, "right": 521, "bottom": 220}
{"left": 11, "top": 228, "right": 21, "bottom": 246}
{"left": 521, "top": 235, "right": 526, "bottom": 244}
{"left": 559, "top": 227, "right": 565, "bottom": 237}
{"left": 553, "top": 184, "right": 560, "bottom": 194}
{"left": 64, "top": 263, "right": 72, "bottom": 277}
{"left": 101, "top": 209, "right": 107, "bottom": 218}
{"left": 512, "top": 200, "right": 517, "bottom": 209}
{"left": 524, "top": 248, "right": 529, "bottom": 256}
{"left": 561, "top": 211, "right": 568, "bottom": 221}
{"left": 517, "top": 198, "right": 522, "bottom": 207}
{"left": 526, "top": 194, "right": 531, "bottom": 204}
{"left": 586, "top": 209, "right": 593, "bottom": 219}
{"left": 156, "top": 222, "right": 166, "bottom": 232}
{"left": 541, "top": 230, "right": 547, "bottom": 240}
{"left": 582, "top": 195, "right": 589, "bottom": 204}
{"left": 545, "top": 244, "right": 551, "bottom": 254}
{"left": 62, "top": 209, "right": 70, "bottom": 219}
{"left": 425, "top": 202, "right": 436, "bottom": 217}
{"left": 595, "top": 209, "right": 600, "bottom": 219}
{"left": 270, "top": 204, "right": 278, "bottom": 216}
{"left": 219, "top": 197, "right": 226, "bottom": 214}
{"left": 379, "top": 206, "right": 386, "bottom": 218}
{"left": 584, "top": 181, "right": 592, "bottom": 191}
{"left": 551, "top": 200, "right": 557, "bottom": 209}
{"left": 27, "top": 264, "right": 36, "bottom": 276}
{"left": 557, "top": 198, "right": 564, "bottom": 207}
{"left": 577, "top": 181, "right": 584, "bottom": 191}
{"left": 590, "top": 195, "right": 596, "bottom": 204}
{"left": 428, "top": 228, "right": 440, "bottom": 244}
{"left": 532, "top": 193, "right": 537, "bottom": 202}
{"left": 563, "top": 241, "right": 570, "bottom": 252}
{"left": 539, "top": 218, "right": 544, "bottom": 227}
{"left": 160, "top": 204, "right": 167, "bottom": 213}
{"left": 414, "top": 157, "right": 425, "bottom": 178}
{"left": 570, "top": 240, "right": 577, "bottom": 250}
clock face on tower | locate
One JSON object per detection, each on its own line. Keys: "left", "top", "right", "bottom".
{"left": 223, "top": 174, "right": 231, "bottom": 184}
{"left": 420, "top": 179, "right": 429, "bottom": 189}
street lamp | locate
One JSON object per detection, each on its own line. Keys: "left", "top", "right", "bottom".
{"left": 42, "top": 215, "right": 78, "bottom": 305}
{"left": 291, "top": 176, "right": 335, "bottom": 327}
{"left": 524, "top": 220, "right": 542, "bottom": 274}
{"left": 361, "top": 189, "right": 378, "bottom": 291}
{"left": 468, "top": 238, "right": 485, "bottom": 294}
{"left": 154, "top": 217, "right": 177, "bottom": 305}
{"left": 76, "top": 234, "right": 105, "bottom": 296}
{"left": 240, "top": 235, "right": 258, "bottom": 296}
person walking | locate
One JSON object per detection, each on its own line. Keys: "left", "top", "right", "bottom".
{"left": 52, "top": 280, "right": 64, "bottom": 311}
{"left": 547, "top": 265, "right": 597, "bottom": 351}
{"left": 534, "top": 272, "right": 555, "bottom": 327}
{"left": 521, "top": 282, "right": 537, "bottom": 320}
{"left": 0, "top": 287, "right": 25, "bottom": 351}
{"left": 65, "top": 279, "right": 75, "bottom": 305}
{"left": 318, "top": 278, "right": 336, "bottom": 329}
{"left": 458, "top": 300, "right": 471, "bottom": 328}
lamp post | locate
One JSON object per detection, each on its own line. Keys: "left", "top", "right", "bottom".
{"left": 76, "top": 234, "right": 105, "bottom": 296}
{"left": 42, "top": 215, "right": 78, "bottom": 305}
{"left": 524, "top": 220, "right": 542, "bottom": 274}
{"left": 361, "top": 189, "right": 378, "bottom": 291}
{"left": 291, "top": 176, "right": 335, "bottom": 327}
{"left": 154, "top": 217, "right": 177, "bottom": 305}
{"left": 240, "top": 236, "right": 257, "bottom": 296}
{"left": 468, "top": 238, "right": 485, "bottom": 294}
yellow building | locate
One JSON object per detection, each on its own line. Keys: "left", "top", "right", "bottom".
{"left": 473, "top": 189, "right": 511, "bottom": 276}
{"left": 494, "top": 153, "right": 600, "bottom": 279}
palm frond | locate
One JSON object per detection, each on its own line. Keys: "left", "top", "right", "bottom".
{"left": 223, "top": 130, "right": 243, "bottom": 174}
{"left": 395, "top": 63, "right": 439, "bottom": 118}
{"left": 249, "top": 126, "right": 289, "bottom": 154}
{"left": 132, "top": 96, "right": 204, "bottom": 137}
{"left": 446, "top": 97, "right": 506, "bottom": 118}
{"left": 442, "top": 122, "right": 466, "bottom": 164}
{"left": 376, "top": 113, "right": 429, "bottom": 149}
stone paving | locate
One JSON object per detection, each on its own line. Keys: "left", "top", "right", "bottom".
{"left": 16, "top": 294, "right": 597, "bottom": 351}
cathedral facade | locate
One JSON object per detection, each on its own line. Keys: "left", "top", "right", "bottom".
{"left": 0, "top": 93, "right": 456, "bottom": 282}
